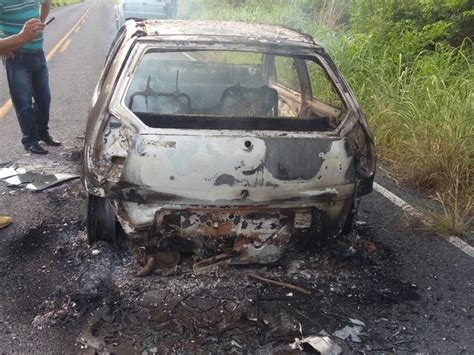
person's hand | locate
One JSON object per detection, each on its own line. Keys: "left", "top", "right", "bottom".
{"left": 5, "top": 52, "right": 15, "bottom": 59}
{"left": 18, "top": 19, "right": 45, "bottom": 43}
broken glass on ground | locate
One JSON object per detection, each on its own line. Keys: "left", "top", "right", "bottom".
{"left": 290, "top": 335, "right": 343, "bottom": 354}
{"left": 334, "top": 325, "right": 364, "bottom": 343}
{"left": 0, "top": 167, "right": 26, "bottom": 179}
{"left": 5, "top": 172, "right": 38, "bottom": 186}
{"left": 25, "top": 173, "right": 79, "bottom": 191}
{"left": 3, "top": 172, "right": 79, "bottom": 191}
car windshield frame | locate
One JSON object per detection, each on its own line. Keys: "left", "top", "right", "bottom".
{"left": 110, "top": 42, "right": 356, "bottom": 135}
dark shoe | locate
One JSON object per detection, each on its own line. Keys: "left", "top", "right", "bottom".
{"left": 40, "top": 135, "right": 62, "bottom": 146}
{"left": 25, "top": 143, "right": 48, "bottom": 155}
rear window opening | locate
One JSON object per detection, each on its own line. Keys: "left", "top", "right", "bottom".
{"left": 124, "top": 50, "right": 346, "bottom": 131}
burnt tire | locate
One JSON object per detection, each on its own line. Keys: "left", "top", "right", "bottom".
{"left": 341, "top": 201, "right": 356, "bottom": 235}
{"left": 87, "top": 194, "right": 119, "bottom": 245}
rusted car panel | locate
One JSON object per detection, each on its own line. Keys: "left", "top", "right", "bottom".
{"left": 83, "top": 20, "right": 375, "bottom": 263}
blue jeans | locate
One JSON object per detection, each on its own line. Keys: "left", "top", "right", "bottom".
{"left": 5, "top": 50, "right": 51, "bottom": 147}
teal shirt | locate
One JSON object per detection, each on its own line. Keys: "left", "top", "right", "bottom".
{"left": 0, "top": 0, "right": 46, "bottom": 52}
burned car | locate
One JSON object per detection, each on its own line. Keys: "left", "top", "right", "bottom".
{"left": 83, "top": 20, "right": 375, "bottom": 264}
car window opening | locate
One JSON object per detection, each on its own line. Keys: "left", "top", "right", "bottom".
{"left": 124, "top": 50, "right": 346, "bottom": 131}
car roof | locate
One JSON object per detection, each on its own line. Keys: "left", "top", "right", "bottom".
{"left": 132, "top": 20, "right": 320, "bottom": 48}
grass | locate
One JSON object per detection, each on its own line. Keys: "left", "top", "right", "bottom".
{"left": 51, "top": 0, "right": 82, "bottom": 8}
{"left": 335, "top": 38, "right": 474, "bottom": 235}
{"left": 178, "top": 0, "right": 474, "bottom": 236}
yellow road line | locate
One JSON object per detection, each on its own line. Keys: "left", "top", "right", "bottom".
{"left": 60, "top": 38, "right": 72, "bottom": 53}
{"left": 74, "top": 26, "right": 81, "bottom": 33}
{"left": 0, "top": 99, "right": 12, "bottom": 118}
{"left": 45, "top": 8, "right": 91, "bottom": 61}
{"left": 0, "top": 6, "right": 93, "bottom": 120}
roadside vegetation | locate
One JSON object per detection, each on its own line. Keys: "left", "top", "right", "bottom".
{"left": 51, "top": 0, "right": 82, "bottom": 8}
{"left": 179, "top": 0, "right": 474, "bottom": 235}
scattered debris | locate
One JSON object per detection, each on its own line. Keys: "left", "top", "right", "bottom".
{"left": 249, "top": 274, "right": 312, "bottom": 295}
{"left": 287, "top": 260, "right": 304, "bottom": 274}
{"left": 3, "top": 171, "right": 79, "bottom": 191}
{"left": 32, "top": 294, "right": 79, "bottom": 330}
{"left": 290, "top": 335, "right": 342, "bottom": 354}
{"left": 2, "top": 196, "right": 423, "bottom": 354}
{"left": 4, "top": 172, "right": 36, "bottom": 186}
{"left": 193, "top": 253, "right": 235, "bottom": 275}
{"left": 0, "top": 167, "right": 25, "bottom": 179}
{"left": 78, "top": 316, "right": 107, "bottom": 352}
{"left": 133, "top": 248, "right": 181, "bottom": 277}
{"left": 63, "top": 150, "right": 83, "bottom": 162}
{"left": 364, "top": 241, "right": 377, "bottom": 254}
{"left": 334, "top": 325, "right": 364, "bottom": 343}
{"left": 230, "top": 340, "right": 243, "bottom": 349}
{"left": 349, "top": 318, "right": 366, "bottom": 327}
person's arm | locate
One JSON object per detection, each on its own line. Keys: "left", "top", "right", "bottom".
{"left": 0, "top": 35, "right": 25, "bottom": 55}
{"left": 0, "top": 19, "right": 45, "bottom": 55}
{"left": 39, "top": 0, "right": 50, "bottom": 22}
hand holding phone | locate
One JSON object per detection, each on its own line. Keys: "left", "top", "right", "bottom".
{"left": 45, "top": 17, "right": 55, "bottom": 25}
{"left": 20, "top": 19, "right": 46, "bottom": 42}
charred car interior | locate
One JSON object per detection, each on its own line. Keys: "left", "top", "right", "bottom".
{"left": 83, "top": 20, "right": 376, "bottom": 267}
{"left": 125, "top": 50, "right": 344, "bottom": 132}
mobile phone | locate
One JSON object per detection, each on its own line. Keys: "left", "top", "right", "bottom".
{"left": 45, "top": 17, "right": 55, "bottom": 25}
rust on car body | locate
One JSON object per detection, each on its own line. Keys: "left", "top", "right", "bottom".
{"left": 83, "top": 20, "right": 376, "bottom": 263}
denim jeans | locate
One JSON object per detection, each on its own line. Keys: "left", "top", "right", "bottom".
{"left": 5, "top": 50, "right": 51, "bottom": 147}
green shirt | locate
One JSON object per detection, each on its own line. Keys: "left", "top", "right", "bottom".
{"left": 0, "top": 0, "right": 46, "bottom": 52}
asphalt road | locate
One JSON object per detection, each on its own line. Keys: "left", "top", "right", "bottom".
{"left": 0, "top": 0, "right": 115, "bottom": 233}
{"left": 0, "top": 1, "right": 473, "bottom": 353}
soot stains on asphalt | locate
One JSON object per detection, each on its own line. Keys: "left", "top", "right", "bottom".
{"left": 0, "top": 172, "right": 426, "bottom": 353}
{"left": 25, "top": 223, "right": 422, "bottom": 354}
{"left": 4, "top": 224, "right": 51, "bottom": 257}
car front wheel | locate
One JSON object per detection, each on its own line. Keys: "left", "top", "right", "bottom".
{"left": 87, "top": 194, "right": 120, "bottom": 245}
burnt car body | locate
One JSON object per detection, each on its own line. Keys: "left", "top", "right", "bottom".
{"left": 83, "top": 20, "right": 375, "bottom": 263}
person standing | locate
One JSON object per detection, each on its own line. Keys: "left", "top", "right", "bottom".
{"left": 0, "top": 0, "right": 61, "bottom": 155}
{"left": 0, "top": 18, "right": 45, "bottom": 229}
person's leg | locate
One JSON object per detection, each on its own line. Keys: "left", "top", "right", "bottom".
{"left": 6, "top": 56, "right": 38, "bottom": 148}
{"left": 32, "top": 51, "right": 52, "bottom": 141}
{"left": 0, "top": 216, "right": 12, "bottom": 229}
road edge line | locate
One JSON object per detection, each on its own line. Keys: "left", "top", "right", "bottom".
{"left": 373, "top": 182, "right": 474, "bottom": 258}
{"left": 447, "top": 236, "right": 474, "bottom": 258}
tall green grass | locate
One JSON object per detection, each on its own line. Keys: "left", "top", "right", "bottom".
{"left": 339, "top": 39, "right": 473, "bottom": 234}
{"left": 179, "top": 0, "right": 474, "bottom": 234}
{"left": 51, "top": 0, "right": 82, "bottom": 8}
